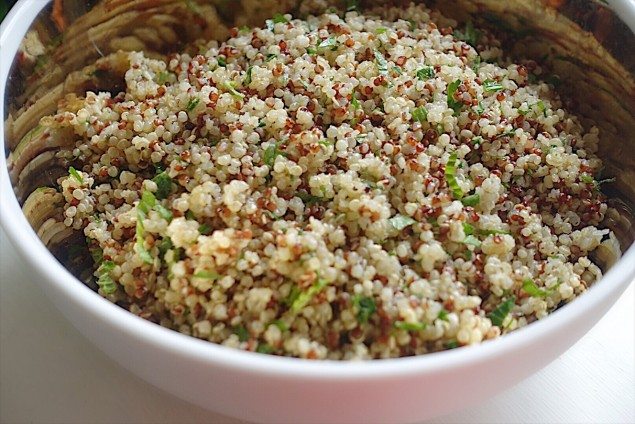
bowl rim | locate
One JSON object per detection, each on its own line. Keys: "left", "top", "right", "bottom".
{"left": 1, "top": 0, "right": 634, "bottom": 380}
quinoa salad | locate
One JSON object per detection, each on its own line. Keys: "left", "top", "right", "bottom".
{"left": 43, "top": 3, "right": 620, "bottom": 359}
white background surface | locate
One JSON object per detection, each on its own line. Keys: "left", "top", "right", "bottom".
{"left": 1, "top": 226, "right": 633, "bottom": 424}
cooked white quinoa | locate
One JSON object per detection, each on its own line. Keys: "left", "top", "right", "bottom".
{"left": 47, "top": 3, "right": 620, "bottom": 359}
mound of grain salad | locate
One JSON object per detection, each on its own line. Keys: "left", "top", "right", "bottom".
{"left": 48, "top": 3, "right": 620, "bottom": 359}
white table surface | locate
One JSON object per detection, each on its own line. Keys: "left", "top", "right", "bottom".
{"left": 1, "top": 227, "right": 633, "bottom": 424}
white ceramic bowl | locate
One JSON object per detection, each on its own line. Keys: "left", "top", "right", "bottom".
{"left": 1, "top": 1, "right": 634, "bottom": 423}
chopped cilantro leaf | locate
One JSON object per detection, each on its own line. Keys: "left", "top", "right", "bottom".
{"left": 416, "top": 67, "right": 435, "bottom": 80}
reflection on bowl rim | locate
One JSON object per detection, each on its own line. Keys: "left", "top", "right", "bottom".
{"left": 0, "top": 0, "right": 634, "bottom": 379}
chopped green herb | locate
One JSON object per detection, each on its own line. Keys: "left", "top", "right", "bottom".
{"left": 479, "top": 228, "right": 511, "bottom": 236}
{"left": 536, "top": 100, "right": 547, "bottom": 117}
{"left": 446, "top": 79, "right": 463, "bottom": 115}
{"left": 483, "top": 79, "right": 504, "bottom": 93}
{"left": 408, "top": 20, "right": 416, "bottom": 31}
{"left": 263, "top": 141, "right": 286, "bottom": 167}
{"left": 157, "top": 237, "right": 173, "bottom": 257}
{"left": 462, "top": 222, "right": 475, "bottom": 236}
{"left": 351, "top": 92, "right": 361, "bottom": 110}
{"left": 297, "top": 192, "right": 322, "bottom": 205}
{"left": 265, "top": 53, "right": 277, "bottom": 62}
{"left": 89, "top": 246, "right": 103, "bottom": 264}
{"left": 445, "top": 152, "right": 464, "bottom": 199}
{"left": 273, "top": 13, "right": 288, "bottom": 24}
{"left": 152, "top": 171, "right": 172, "bottom": 200}
{"left": 186, "top": 98, "right": 200, "bottom": 112}
{"left": 154, "top": 204, "right": 173, "bottom": 222}
{"left": 256, "top": 343, "right": 274, "bottom": 354}
{"left": 317, "top": 37, "right": 338, "bottom": 51}
{"left": 461, "top": 193, "right": 480, "bottom": 207}
{"left": 244, "top": 66, "right": 254, "bottom": 85}
{"left": 155, "top": 71, "right": 172, "bottom": 85}
{"left": 463, "top": 235, "right": 481, "bottom": 248}
{"left": 522, "top": 279, "right": 551, "bottom": 298}
{"left": 445, "top": 340, "right": 459, "bottom": 349}
{"left": 580, "top": 174, "right": 595, "bottom": 184}
{"left": 97, "top": 260, "right": 117, "bottom": 294}
{"left": 389, "top": 214, "right": 417, "bottom": 231}
{"left": 217, "top": 56, "right": 227, "bottom": 67}
{"left": 69, "top": 166, "right": 83, "bottom": 184}
{"left": 234, "top": 326, "right": 250, "bottom": 342}
{"left": 193, "top": 270, "right": 221, "bottom": 280}
{"left": 416, "top": 67, "right": 435, "bottom": 80}
{"left": 198, "top": 223, "right": 212, "bottom": 235}
{"left": 488, "top": 296, "right": 516, "bottom": 327}
{"left": 454, "top": 21, "right": 480, "bottom": 46}
{"left": 438, "top": 309, "right": 450, "bottom": 322}
{"left": 394, "top": 321, "right": 426, "bottom": 331}
{"left": 306, "top": 47, "right": 317, "bottom": 55}
{"left": 270, "top": 319, "right": 289, "bottom": 332}
{"left": 375, "top": 27, "right": 388, "bottom": 34}
{"left": 353, "top": 295, "right": 376, "bottom": 323}
{"left": 290, "top": 278, "right": 329, "bottom": 313}
{"left": 374, "top": 50, "right": 388, "bottom": 75}
{"left": 475, "top": 102, "right": 484, "bottom": 115}
{"left": 346, "top": 0, "right": 360, "bottom": 12}
{"left": 284, "top": 285, "right": 301, "bottom": 307}
{"left": 392, "top": 66, "right": 403, "bottom": 75}
{"left": 472, "top": 55, "right": 482, "bottom": 73}
{"left": 412, "top": 106, "right": 428, "bottom": 124}
{"left": 223, "top": 81, "right": 245, "bottom": 99}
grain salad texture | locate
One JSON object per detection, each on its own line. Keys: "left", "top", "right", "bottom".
{"left": 43, "top": 3, "right": 620, "bottom": 359}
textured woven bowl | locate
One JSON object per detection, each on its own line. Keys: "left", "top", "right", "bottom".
{"left": 1, "top": 1, "right": 633, "bottom": 422}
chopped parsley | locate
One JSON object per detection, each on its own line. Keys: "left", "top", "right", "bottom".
{"left": 463, "top": 235, "right": 481, "bottom": 248}
{"left": 234, "top": 326, "right": 250, "bottom": 342}
{"left": 317, "top": 37, "right": 338, "bottom": 52}
{"left": 374, "top": 50, "right": 388, "bottom": 75}
{"left": 217, "top": 56, "right": 227, "bottom": 67}
{"left": 412, "top": 106, "right": 428, "bottom": 124}
{"left": 272, "top": 13, "right": 288, "bottom": 24}
{"left": 155, "top": 71, "right": 172, "bottom": 85}
{"left": 198, "top": 223, "right": 212, "bottom": 235}
{"left": 270, "top": 319, "right": 289, "bottom": 332}
{"left": 416, "top": 67, "right": 435, "bottom": 80}
{"left": 461, "top": 193, "right": 480, "bottom": 207}
{"left": 488, "top": 296, "right": 516, "bottom": 327}
{"left": 353, "top": 295, "right": 377, "bottom": 323}
{"left": 263, "top": 141, "right": 287, "bottom": 167}
{"left": 479, "top": 228, "right": 511, "bottom": 236}
{"left": 389, "top": 214, "right": 417, "bottom": 231}
{"left": 438, "top": 309, "right": 450, "bottom": 322}
{"left": 454, "top": 21, "right": 480, "bottom": 47}
{"left": 68, "top": 166, "right": 83, "bottom": 184}
{"left": 244, "top": 66, "right": 254, "bottom": 85}
{"left": 186, "top": 98, "right": 200, "bottom": 112}
{"left": 290, "top": 278, "right": 329, "bottom": 313}
{"left": 351, "top": 92, "right": 361, "bottom": 110}
{"left": 375, "top": 27, "right": 388, "bottom": 34}
{"left": 446, "top": 79, "right": 463, "bottom": 115}
{"left": 522, "top": 279, "right": 552, "bottom": 298}
{"left": 394, "top": 321, "right": 426, "bottom": 331}
{"left": 346, "top": 0, "right": 360, "bottom": 12}
{"left": 483, "top": 79, "right": 504, "bottom": 93}
{"left": 256, "top": 343, "right": 274, "bottom": 354}
{"left": 265, "top": 53, "right": 277, "bottom": 62}
{"left": 193, "top": 270, "right": 221, "bottom": 280}
{"left": 152, "top": 171, "right": 172, "bottom": 200}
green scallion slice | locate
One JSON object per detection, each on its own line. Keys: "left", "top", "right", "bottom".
{"left": 445, "top": 152, "right": 464, "bottom": 199}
